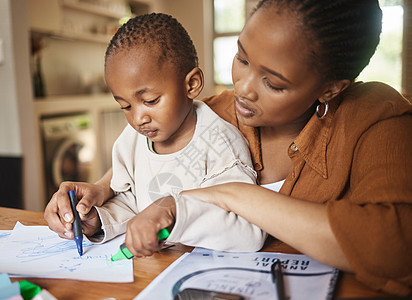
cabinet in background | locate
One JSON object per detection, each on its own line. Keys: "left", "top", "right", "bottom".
{"left": 28, "top": 0, "right": 131, "bottom": 44}
{"left": 28, "top": 0, "right": 134, "bottom": 97}
{"left": 28, "top": 0, "right": 62, "bottom": 33}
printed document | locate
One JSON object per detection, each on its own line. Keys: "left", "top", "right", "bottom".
{"left": 136, "top": 247, "right": 338, "bottom": 300}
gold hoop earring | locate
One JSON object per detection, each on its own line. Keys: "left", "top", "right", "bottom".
{"left": 316, "top": 100, "right": 329, "bottom": 119}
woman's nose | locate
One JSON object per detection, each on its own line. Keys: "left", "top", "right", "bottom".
{"left": 235, "top": 72, "right": 258, "bottom": 101}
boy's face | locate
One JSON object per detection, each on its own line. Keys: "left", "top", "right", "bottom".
{"left": 105, "top": 47, "right": 196, "bottom": 152}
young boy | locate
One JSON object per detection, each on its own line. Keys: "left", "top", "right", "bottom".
{"left": 87, "top": 13, "right": 266, "bottom": 254}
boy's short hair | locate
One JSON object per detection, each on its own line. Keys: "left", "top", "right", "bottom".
{"left": 105, "top": 13, "right": 198, "bottom": 78}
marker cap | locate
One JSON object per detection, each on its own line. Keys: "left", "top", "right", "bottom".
{"left": 19, "top": 280, "right": 41, "bottom": 299}
{"left": 157, "top": 228, "right": 170, "bottom": 241}
{"left": 111, "top": 228, "right": 170, "bottom": 261}
{"left": 111, "top": 243, "right": 133, "bottom": 261}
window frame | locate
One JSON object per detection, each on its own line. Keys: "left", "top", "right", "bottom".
{"left": 212, "top": 0, "right": 249, "bottom": 90}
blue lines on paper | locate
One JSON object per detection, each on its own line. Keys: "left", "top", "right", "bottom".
{"left": 0, "top": 232, "right": 11, "bottom": 239}
{"left": 14, "top": 236, "right": 93, "bottom": 263}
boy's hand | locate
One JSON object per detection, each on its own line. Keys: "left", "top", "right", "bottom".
{"left": 44, "top": 181, "right": 106, "bottom": 239}
{"left": 125, "top": 196, "right": 176, "bottom": 257}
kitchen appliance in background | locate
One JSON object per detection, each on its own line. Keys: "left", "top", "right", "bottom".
{"left": 40, "top": 113, "right": 98, "bottom": 204}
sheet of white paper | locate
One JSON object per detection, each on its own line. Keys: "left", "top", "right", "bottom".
{"left": 135, "top": 247, "right": 338, "bottom": 300}
{"left": 0, "top": 223, "right": 133, "bottom": 282}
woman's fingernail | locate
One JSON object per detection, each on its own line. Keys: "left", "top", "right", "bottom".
{"left": 64, "top": 213, "right": 71, "bottom": 222}
{"left": 64, "top": 231, "right": 71, "bottom": 237}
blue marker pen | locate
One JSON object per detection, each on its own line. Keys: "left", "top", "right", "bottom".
{"left": 68, "top": 190, "right": 83, "bottom": 256}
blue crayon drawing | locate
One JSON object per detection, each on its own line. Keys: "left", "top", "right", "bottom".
{"left": 15, "top": 236, "right": 94, "bottom": 263}
{"left": 58, "top": 261, "right": 83, "bottom": 273}
{"left": 0, "top": 225, "right": 133, "bottom": 282}
{"left": 0, "top": 232, "right": 11, "bottom": 239}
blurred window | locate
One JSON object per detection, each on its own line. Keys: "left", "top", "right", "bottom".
{"left": 214, "top": 0, "right": 245, "bottom": 33}
{"left": 213, "top": 0, "right": 245, "bottom": 88}
{"left": 357, "top": 0, "right": 403, "bottom": 91}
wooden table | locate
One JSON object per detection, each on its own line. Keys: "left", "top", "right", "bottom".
{"left": 0, "top": 207, "right": 392, "bottom": 300}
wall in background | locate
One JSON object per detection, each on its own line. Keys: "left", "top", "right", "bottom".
{"left": 0, "top": 0, "right": 22, "bottom": 156}
{"left": 0, "top": 0, "right": 41, "bottom": 210}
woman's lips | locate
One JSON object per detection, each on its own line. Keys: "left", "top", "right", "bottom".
{"left": 235, "top": 97, "right": 256, "bottom": 118}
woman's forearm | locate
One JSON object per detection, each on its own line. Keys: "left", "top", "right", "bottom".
{"left": 182, "top": 182, "right": 352, "bottom": 272}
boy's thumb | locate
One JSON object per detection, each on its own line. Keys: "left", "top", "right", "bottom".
{"left": 77, "top": 202, "right": 90, "bottom": 215}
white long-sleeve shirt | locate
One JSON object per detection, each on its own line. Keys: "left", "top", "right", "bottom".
{"left": 93, "top": 101, "right": 267, "bottom": 251}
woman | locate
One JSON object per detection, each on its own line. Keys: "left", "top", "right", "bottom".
{"left": 44, "top": 0, "right": 412, "bottom": 295}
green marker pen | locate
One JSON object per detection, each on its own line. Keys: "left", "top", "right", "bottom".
{"left": 111, "top": 228, "right": 170, "bottom": 261}
{"left": 19, "top": 280, "right": 41, "bottom": 299}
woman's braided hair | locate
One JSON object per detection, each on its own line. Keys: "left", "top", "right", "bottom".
{"left": 105, "top": 13, "right": 198, "bottom": 78}
{"left": 254, "top": 0, "right": 382, "bottom": 81}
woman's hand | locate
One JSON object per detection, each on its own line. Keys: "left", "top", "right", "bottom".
{"left": 125, "top": 196, "right": 176, "bottom": 257}
{"left": 44, "top": 180, "right": 111, "bottom": 239}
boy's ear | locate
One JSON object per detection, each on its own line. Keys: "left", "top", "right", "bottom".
{"left": 185, "top": 67, "right": 204, "bottom": 99}
{"left": 319, "top": 79, "right": 350, "bottom": 102}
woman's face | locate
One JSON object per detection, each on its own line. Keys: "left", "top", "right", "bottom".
{"left": 232, "top": 5, "right": 325, "bottom": 129}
